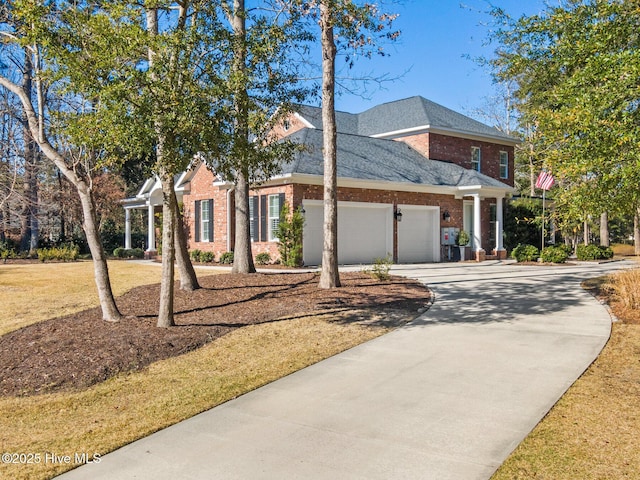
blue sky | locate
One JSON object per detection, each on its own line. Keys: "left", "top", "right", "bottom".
{"left": 332, "top": 1, "right": 549, "bottom": 123}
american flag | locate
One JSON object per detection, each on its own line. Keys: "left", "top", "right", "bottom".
{"left": 535, "top": 171, "right": 555, "bottom": 191}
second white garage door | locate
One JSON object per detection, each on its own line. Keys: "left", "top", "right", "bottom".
{"left": 302, "top": 200, "right": 393, "bottom": 266}
{"left": 397, "top": 205, "right": 440, "bottom": 263}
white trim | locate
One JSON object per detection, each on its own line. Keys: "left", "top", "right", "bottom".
{"left": 371, "top": 125, "right": 520, "bottom": 146}
{"left": 264, "top": 173, "right": 515, "bottom": 198}
{"left": 294, "top": 112, "right": 316, "bottom": 129}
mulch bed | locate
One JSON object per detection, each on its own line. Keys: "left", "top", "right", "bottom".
{"left": 0, "top": 272, "right": 430, "bottom": 397}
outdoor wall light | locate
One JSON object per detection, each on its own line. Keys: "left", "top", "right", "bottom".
{"left": 443, "top": 210, "right": 451, "bottom": 222}
{"left": 394, "top": 208, "right": 403, "bottom": 222}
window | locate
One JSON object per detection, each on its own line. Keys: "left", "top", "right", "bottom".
{"left": 268, "top": 195, "right": 281, "bottom": 241}
{"left": 251, "top": 193, "right": 285, "bottom": 242}
{"left": 194, "top": 199, "right": 213, "bottom": 243}
{"left": 499, "top": 151, "right": 509, "bottom": 179}
{"left": 471, "top": 146, "right": 481, "bottom": 172}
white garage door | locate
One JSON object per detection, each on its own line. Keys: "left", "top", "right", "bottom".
{"left": 397, "top": 205, "right": 440, "bottom": 263}
{"left": 302, "top": 200, "right": 393, "bottom": 266}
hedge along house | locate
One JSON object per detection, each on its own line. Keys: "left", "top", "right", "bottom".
{"left": 124, "top": 96, "right": 518, "bottom": 264}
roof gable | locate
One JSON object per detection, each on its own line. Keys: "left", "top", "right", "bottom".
{"left": 293, "top": 96, "right": 516, "bottom": 144}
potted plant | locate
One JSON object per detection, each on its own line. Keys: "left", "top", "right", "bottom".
{"left": 456, "top": 230, "right": 470, "bottom": 261}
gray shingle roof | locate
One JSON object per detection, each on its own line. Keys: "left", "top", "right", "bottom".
{"left": 294, "top": 96, "right": 515, "bottom": 142}
{"left": 281, "top": 128, "right": 510, "bottom": 189}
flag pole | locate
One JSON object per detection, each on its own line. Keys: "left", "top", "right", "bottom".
{"left": 541, "top": 188, "right": 546, "bottom": 252}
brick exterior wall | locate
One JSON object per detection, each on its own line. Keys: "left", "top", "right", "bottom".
{"left": 182, "top": 165, "right": 233, "bottom": 259}
{"left": 398, "top": 133, "right": 515, "bottom": 187}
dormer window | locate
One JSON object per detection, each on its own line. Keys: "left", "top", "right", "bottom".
{"left": 471, "top": 147, "right": 481, "bottom": 172}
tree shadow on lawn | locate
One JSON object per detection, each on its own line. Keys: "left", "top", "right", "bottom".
{"left": 0, "top": 272, "right": 431, "bottom": 397}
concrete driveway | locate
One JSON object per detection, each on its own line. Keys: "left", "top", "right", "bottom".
{"left": 57, "top": 260, "right": 631, "bottom": 479}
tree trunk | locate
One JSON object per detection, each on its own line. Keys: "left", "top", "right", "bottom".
{"left": 599, "top": 211, "right": 609, "bottom": 247}
{"left": 232, "top": 170, "right": 256, "bottom": 273}
{"left": 229, "top": 0, "right": 256, "bottom": 275}
{"left": 0, "top": 75, "right": 123, "bottom": 322}
{"left": 20, "top": 49, "right": 38, "bottom": 253}
{"left": 157, "top": 169, "right": 176, "bottom": 327}
{"left": 78, "top": 183, "right": 123, "bottom": 321}
{"left": 318, "top": 1, "right": 341, "bottom": 289}
{"left": 583, "top": 218, "right": 590, "bottom": 245}
{"left": 174, "top": 194, "right": 200, "bottom": 291}
{"left": 634, "top": 208, "right": 640, "bottom": 256}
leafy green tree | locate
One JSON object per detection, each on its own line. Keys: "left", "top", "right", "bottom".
{"left": 205, "top": 0, "right": 313, "bottom": 275}
{"left": 284, "top": 0, "right": 399, "bottom": 288}
{"left": 488, "top": 0, "right": 640, "bottom": 251}
{"left": 0, "top": 1, "right": 124, "bottom": 321}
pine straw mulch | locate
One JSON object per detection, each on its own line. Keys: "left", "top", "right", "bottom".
{"left": 0, "top": 272, "right": 431, "bottom": 397}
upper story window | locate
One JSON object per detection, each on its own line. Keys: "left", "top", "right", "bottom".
{"left": 283, "top": 120, "right": 291, "bottom": 131}
{"left": 471, "top": 146, "right": 481, "bottom": 172}
{"left": 499, "top": 151, "right": 509, "bottom": 179}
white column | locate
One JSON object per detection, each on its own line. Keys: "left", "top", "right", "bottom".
{"left": 495, "top": 197, "right": 505, "bottom": 252}
{"left": 124, "top": 208, "right": 132, "bottom": 250}
{"left": 473, "top": 194, "right": 482, "bottom": 252}
{"left": 147, "top": 203, "right": 156, "bottom": 252}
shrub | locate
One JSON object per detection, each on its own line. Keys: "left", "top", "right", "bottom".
{"left": 37, "top": 244, "right": 80, "bottom": 262}
{"left": 511, "top": 244, "right": 540, "bottom": 262}
{"left": 540, "top": 246, "right": 568, "bottom": 264}
{"left": 113, "top": 247, "right": 144, "bottom": 259}
{"left": 200, "top": 251, "right": 215, "bottom": 263}
{"left": 277, "top": 203, "right": 304, "bottom": 267}
{"left": 607, "top": 268, "right": 640, "bottom": 310}
{"left": 456, "top": 230, "right": 470, "bottom": 246}
{"left": 0, "top": 241, "right": 16, "bottom": 262}
{"left": 576, "top": 244, "right": 614, "bottom": 261}
{"left": 363, "top": 254, "right": 393, "bottom": 281}
{"left": 190, "top": 249, "right": 202, "bottom": 262}
{"left": 219, "top": 251, "right": 234, "bottom": 264}
{"left": 255, "top": 252, "right": 271, "bottom": 265}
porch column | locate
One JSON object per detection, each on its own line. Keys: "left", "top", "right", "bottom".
{"left": 147, "top": 203, "right": 156, "bottom": 252}
{"left": 124, "top": 208, "right": 132, "bottom": 250}
{"left": 495, "top": 197, "right": 505, "bottom": 254}
{"left": 472, "top": 194, "right": 482, "bottom": 252}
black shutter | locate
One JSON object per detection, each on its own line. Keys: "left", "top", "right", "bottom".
{"left": 194, "top": 200, "right": 201, "bottom": 242}
{"left": 278, "top": 193, "right": 285, "bottom": 215}
{"left": 208, "top": 199, "right": 214, "bottom": 242}
{"left": 250, "top": 196, "right": 258, "bottom": 242}
{"left": 260, "top": 195, "right": 267, "bottom": 242}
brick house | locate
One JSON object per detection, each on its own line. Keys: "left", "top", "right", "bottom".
{"left": 124, "top": 96, "right": 518, "bottom": 264}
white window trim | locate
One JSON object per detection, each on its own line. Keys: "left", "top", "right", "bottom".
{"left": 499, "top": 151, "right": 509, "bottom": 179}
{"left": 471, "top": 146, "right": 481, "bottom": 172}
{"left": 201, "top": 200, "right": 211, "bottom": 242}
{"left": 268, "top": 195, "right": 281, "bottom": 242}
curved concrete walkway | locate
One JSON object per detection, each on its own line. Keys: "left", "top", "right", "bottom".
{"left": 58, "top": 260, "right": 631, "bottom": 480}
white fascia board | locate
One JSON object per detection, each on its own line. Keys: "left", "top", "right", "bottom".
{"left": 370, "top": 125, "right": 430, "bottom": 139}
{"left": 372, "top": 125, "right": 520, "bottom": 147}
{"left": 294, "top": 112, "right": 316, "bottom": 129}
{"left": 457, "top": 185, "right": 516, "bottom": 199}
{"left": 287, "top": 173, "right": 460, "bottom": 196}
{"left": 257, "top": 173, "right": 515, "bottom": 198}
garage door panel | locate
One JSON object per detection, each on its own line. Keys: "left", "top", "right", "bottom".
{"left": 398, "top": 206, "right": 439, "bottom": 263}
{"left": 302, "top": 201, "right": 392, "bottom": 266}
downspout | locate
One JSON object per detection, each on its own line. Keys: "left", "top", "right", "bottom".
{"left": 227, "top": 186, "right": 235, "bottom": 252}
